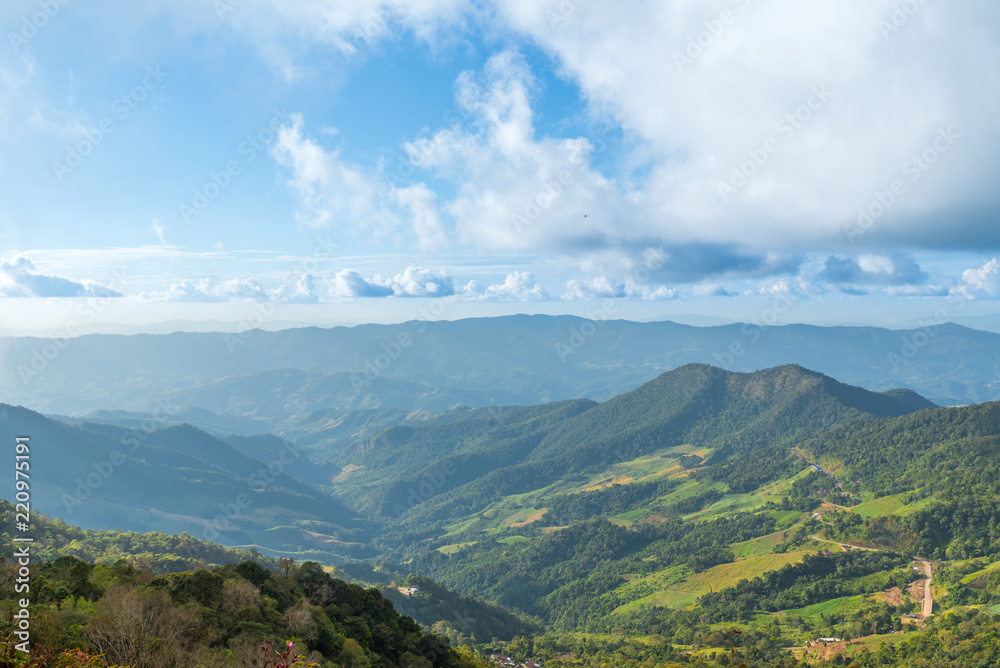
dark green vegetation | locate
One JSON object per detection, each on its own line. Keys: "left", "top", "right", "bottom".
{"left": 804, "top": 402, "right": 1000, "bottom": 559}
{"left": 0, "top": 554, "right": 488, "bottom": 667}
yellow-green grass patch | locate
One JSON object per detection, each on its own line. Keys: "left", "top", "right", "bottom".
{"left": 677, "top": 551, "right": 811, "bottom": 596}
{"left": 781, "top": 595, "right": 864, "bottom": 618}
{"left": 436, "top": 541, "right": 477, "bottom": 554}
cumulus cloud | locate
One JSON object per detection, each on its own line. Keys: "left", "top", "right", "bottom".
{"left": 692, "top": 283, "right": 738, "bottom": 298}
{"left": 465, "top": 271, "right": 549, "bottom": 301}
{"left": 381, "top": 266, "right": 454, "bottom": 297}
{"left": 323, "top": 266, "right": 453, "bottom": 298}
{"left": 273, "top": 274, "right": 319, "bottom": 304}
{"left": 818, "top": 254, "right": 927, "bottom": 289}
{"left": 391, "top": 184, "right": 448, "bottom": 251}
{"left": 562, "top": 276, "right": 677, "bottom": 300}
{"left": 498, "top": 1, "right": 1000, "bottom": 249}
{"left": 402, "top": 50, "right": 634, "bottom": 253}
{"left": 0, "top": 256, "right": 122, "bottom": 298}
{"left": 270, "top": 114, "right": 450, "bottom": 251}
{"left": 141, "top": 277, "right": 270, "bottom": 302}
{"left": 952, "top": 258, "right": 1000, "bottom": 300}
{"left": 271, "top": 113, "right": 388, "bottom": 231}
{"left": 325, "top": 269, "right": 395, "bottom": 299}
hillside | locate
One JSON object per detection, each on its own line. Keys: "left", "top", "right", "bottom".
{"left": 341, "top": 364, "right": 934, "bottom": 528}
{"left": 0, "top": 498, "right": 276, "bottom": 573}
{"left": 0, "top": 404, "right": 369, "bottom": 560}
{"left": 0, "top": 553, "right": 486, "bottom": 668}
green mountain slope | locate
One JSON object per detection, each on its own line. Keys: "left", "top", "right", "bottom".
{"left": 0, "top": 404, "right": 370, "bottom": 559}
{"left": 349, "top": 364, "right": 934, "bottom": 529}
{"left": 801, "top": 401, "right": 1000, "bottom": 559}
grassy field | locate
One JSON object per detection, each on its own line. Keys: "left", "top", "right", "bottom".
{"left": 612, "top": 549, "right": 813, "bottom": 617}
{"left": 851, "top": 492, "right": 936, "bottom": 519}
{"left": 576, "top": 444, "right": 714, "bottom": 492}
{"left": 956, "top": 559, "right": 1000, "bottom": 588}
{"left": 781, "top": 595, "right": 864, "bottom": 618}
{"left": 437, "top": 541, "right": 478, "bottom": 554}
{"left": 731, "top": 531, "right": 787, "bottom": 558}
{"left": 679, "top": 551, "right": 812, "bottom": 596}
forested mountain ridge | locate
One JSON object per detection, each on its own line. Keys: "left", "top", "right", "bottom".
{"left": 341, "top": 364, "right": 934, "bottom": 528}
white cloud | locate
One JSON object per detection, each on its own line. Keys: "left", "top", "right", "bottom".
{"left": 141, "top": 277, "right": 270, "bottom": 303}
{"left": 392, "top": 184, "right": 448, "bottom": 251}
{"left": 271, "top": 113, "right": 388, "bottom": 231}
{"left": 215, "top": 0, "right": 474, "bottom": 73}
{"left": 692, "top": 283, "right": 737, "bottom": 298}
{"left": 497, "top": 1, "right": 1000, "bottom": 248}
{"left": 402, "top": 50, "right": 635, "bottom": 253}
{"left": 380, "top": 266, "right": 454, "bottom": 297}
{"left": 952, "top": 258, "right": 1000, "bottom": 300}
{"left": 273, "top": 273, "right": 319, "bottom": 304}
{"left": 271, "top": 114, "right": 450, "bottom": 251}
{"left": 468, "top": 271, "right": 549, "bottom": 301}
{"left": 562, "top": 276, "right": 677, "bottom": 301}
{"left": 325, "top": 269, "right": 394, "bottom": 299}
{"left": 0, "top": 256, "right": 122, "bottom": 298}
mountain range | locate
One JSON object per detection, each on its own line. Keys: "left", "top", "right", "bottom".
{"left": 3, "top": 318, "right": 999, "bottom": 423}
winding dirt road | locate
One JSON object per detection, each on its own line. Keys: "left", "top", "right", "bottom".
{"left": 920, "top": 560, "right": 934, "bottom": 618}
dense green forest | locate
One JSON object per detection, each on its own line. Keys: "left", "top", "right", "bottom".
{"left": 0, "top": 555, "right": 487, "bottom": 667}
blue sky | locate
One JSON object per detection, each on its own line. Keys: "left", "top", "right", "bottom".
{"left": 2, "top": 0, "right": 1000, "bottom": 335}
